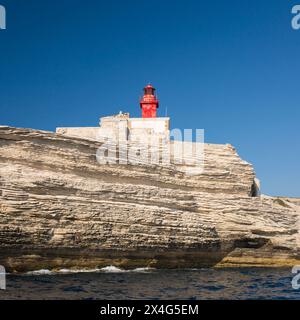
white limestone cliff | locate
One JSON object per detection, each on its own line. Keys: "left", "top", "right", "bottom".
{"left": 0, "top": 126, "right": 299, "bottom": 272}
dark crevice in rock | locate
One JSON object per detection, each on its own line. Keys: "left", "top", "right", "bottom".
{"left": 233, "top": 237, "right": 269, "bottom": 249}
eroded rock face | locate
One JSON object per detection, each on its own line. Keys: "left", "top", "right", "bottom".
{"left": 0, "top": 126, "right": 299, "bottom": 272}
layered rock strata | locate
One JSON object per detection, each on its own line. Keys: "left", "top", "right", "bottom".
{"left": 0, "top": 126, "right": 299, "bottom": 272}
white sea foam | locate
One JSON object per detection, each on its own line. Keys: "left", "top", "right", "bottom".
{"left": 57, "top": 268, "right": 102, "bottom": 274}
{"left": 100, "top": 266, "right": 126, "bottom": 273}
{"left": 132, "top": 267, "right": 155, "bottom": 273}
{"left": 100, "top": 266, "right": 155, "bottom": 273}
{"left": 26, "top": 268, "right": 101, "bottom": 275}
{"left": 26, "top": 269, "right": 53, "bottom": 275}
{"left": 25, "top": 266, "right": 155, "bottom": 275}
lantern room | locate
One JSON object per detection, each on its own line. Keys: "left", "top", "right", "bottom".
{"left": 140, "top": 84, "right": 159, "bottom": 118}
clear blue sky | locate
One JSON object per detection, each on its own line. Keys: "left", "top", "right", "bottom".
{"left": 0, "top": 0, "right": 299, "bottom": 197}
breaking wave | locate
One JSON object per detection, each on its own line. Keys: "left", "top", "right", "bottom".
{"left": 100, "top": 266, "right": 154, "bottom": 273}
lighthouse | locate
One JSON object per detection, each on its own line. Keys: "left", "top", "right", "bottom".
{"left": 140, "top": 84, "right": 159, "bottom": 118}
{"left": 56, "top": 84, "right": 170, "bottom": 142}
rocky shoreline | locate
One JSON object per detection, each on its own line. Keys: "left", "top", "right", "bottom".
{"left": 0, "top": 126, "right": 299, "bottom": 272}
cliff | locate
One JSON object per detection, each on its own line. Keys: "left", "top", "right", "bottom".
{"left": 0, "top": 126, "right": 299, "bottom": 272}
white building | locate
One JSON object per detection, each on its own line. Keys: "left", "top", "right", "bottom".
{"left": 56, "top": 112, "right": 170, "bottom": 143}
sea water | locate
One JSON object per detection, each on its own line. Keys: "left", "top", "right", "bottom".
{"left": 0, "top": 267, "right": 299, "bottom": 300}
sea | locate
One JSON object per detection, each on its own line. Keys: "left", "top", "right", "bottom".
{"left": 0, "top": 267, "right": 299, "bottom": 300}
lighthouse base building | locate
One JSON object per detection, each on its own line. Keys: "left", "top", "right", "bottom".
{"left": 56, "top": 85, "right": 170, "bottom": 143}
{"left": 57, "top": 113, "right": 170, "bottom": 142}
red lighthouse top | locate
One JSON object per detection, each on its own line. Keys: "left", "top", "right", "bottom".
{"left": 140, "top": 84, "right": 159, "bottom": 118}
